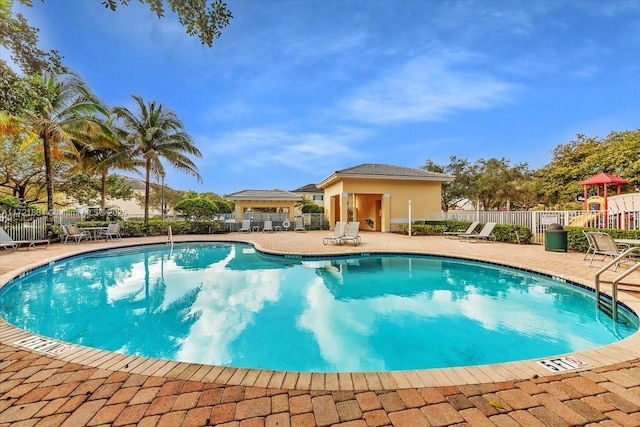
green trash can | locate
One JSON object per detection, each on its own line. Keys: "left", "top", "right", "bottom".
{"left": 545, "top": 223, "right": 568, "bottom": 252}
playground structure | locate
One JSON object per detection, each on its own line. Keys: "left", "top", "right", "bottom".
{"left": 568, "top": 196, "right": 606, "bottom": 227}
{"left": 569, "top": 172, "right": 630, "bottom": 229}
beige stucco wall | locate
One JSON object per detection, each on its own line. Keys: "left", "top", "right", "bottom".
{"left": 323, "top": 178, "right": 443, "bottom": 232}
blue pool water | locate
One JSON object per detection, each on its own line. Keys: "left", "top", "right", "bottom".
{"left": 0, "top": 242, "right": 637, "bottom": 372}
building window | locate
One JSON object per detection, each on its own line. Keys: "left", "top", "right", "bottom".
{"left": 313, "top": 194, "right": 324, "bottom": 201}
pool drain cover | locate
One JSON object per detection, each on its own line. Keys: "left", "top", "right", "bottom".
{"left": 13, "top": 336, "right": 74, "bottom": 356}
{"left": 536, "top": 356, "right": 590, "bottom": 372}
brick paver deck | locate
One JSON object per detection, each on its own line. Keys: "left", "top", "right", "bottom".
{"left": 2, "top": 231, "right": 640, "bottom": 426}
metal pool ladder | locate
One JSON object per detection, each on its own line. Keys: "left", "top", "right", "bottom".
{"left": 595, "top": 246, "right": 640, "bottom": 322}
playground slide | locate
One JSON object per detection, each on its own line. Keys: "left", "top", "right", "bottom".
{"left": 568, "top": 211, "right": 604, "bottom": 227}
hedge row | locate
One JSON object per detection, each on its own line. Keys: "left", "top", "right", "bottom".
{"left": 395, "top": 220, "right": 534, "bottom": 244}
{"left": 49, "top": 219, "right": 228, "bottom": 240}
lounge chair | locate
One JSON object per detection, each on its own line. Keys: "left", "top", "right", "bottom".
{"left": 323, "top": 221, "right": 346, "bottom": 245}
{"left": 459, "top": 222, "right": 497, "bottom": 242}
{"left": 339, "top": 221, "right": 361, "bottom": 246}
{"left": 263, "top": 220, "right": 274, "bottom": 233}
{"left": 238, "top": 220, "right": 251, "bottom": 232}
{"left": 294, "top": 217, "right": 305, "bottom": 232}
{"left": 61, "top": 224, "right": 89, "bottom": 244}
{"left": 583, "top": 230, "right": 597, "bottom": 261}
{"left": 98, "top": 223, "right": 122, "bottom": 240}
{"left": 586, "top": 231, "right": 630, "bottom": 269}
{"left": 0, "top": 226, "right": 50, "bottom": 250}
{"left": 443, "top": 221, "right": 479, "bottom": 239}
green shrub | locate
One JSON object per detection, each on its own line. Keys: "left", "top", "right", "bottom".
{"left": 566, "top": 227, "right": 640, "bottom": 252}
{"left": 395, "top": 221, "right": 533, "bottom": 244}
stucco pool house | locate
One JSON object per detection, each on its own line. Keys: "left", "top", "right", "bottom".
{"left": 227, "top": 163, "right": 454, "bottom": 232}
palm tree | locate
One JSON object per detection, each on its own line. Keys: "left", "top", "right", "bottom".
{"left": 68, "top": 110, "right": 137, "bottom": 211}
{"left": 26, "top": 72, "right": 102, "bottom": 219}
{"left": 113, "top": 95, "right": 202, "bottom": 225}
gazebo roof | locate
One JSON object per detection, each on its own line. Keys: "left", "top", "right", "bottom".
{"left": 578, "top": 172, "right": 628, "bottom": 186}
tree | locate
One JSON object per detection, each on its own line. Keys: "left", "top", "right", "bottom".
{"left": 297, "top": 195, "right": 324, "bottom": 213}
{"left": 11, "top": 0, "right": 233, "bottom": 48}
{"left": 113, "top": 95, "right": 202, "bottom": 226}
{"left": 469, "top": 158, "right": 519, "bottom": 210}
{"left": 1, "top": 1, "right": 66, "bottom": 76}
{"left": 174, "top": 197, "right": 220, "bottom": 221}
{"left": 0, "top": 135, "right": 47, "bottom": 204}
{"left": 100, "top": 0, "right": 233, "bottom": 47}
{"left": 25, "top": 72, "right": 102, "bottom": 219}
{"left": 422, "top": 156, "right": 472, "bottom": 211}
{"left": 68, "top": 110, "right": 137, "bottom": 210}
{"left": 533, "top": 130, "right": 640, "bottom": 208}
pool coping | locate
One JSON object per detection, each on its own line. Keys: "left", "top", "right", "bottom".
{"left": 2, "top": 235, "right": 640, "bottom": 391}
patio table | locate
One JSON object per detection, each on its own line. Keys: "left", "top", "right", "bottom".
{"left": 78, "top": 226, "right": 109, "bottom": 241}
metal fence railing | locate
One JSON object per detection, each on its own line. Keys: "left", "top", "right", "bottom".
{"left": 1, "top": 209, "right": 633, "bottom": 245}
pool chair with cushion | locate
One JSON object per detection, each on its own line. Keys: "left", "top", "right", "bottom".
{"left": 0, "top": 226, "right": 50, "bottom": 250}
{"left": 294, "top": 217, "right": 305, "bottom": 232}
{"left": 459, "top": 222, "right": 497, "bottom": 242}
{"left": 98, "top": 223, "right": 122, "bottom": 240}
{"left": 238, "top": 220, "right": 251, "bottom": 232}
{"left": 443, "top": 221, "right": 479, "bottom": 239}
{"left": 263, "top": 220, "right": 274, "bottom": 233}
{"left": 61, "top": 224, "right": 90, "bottom": 244}
{"left": 586, "top": 231, "right": 630, "bottom": 269}
{"left": 339, "top": 221, "right": 362, "bottom": 246}
{"left": 323, "top": 221, "right": 346, "bottom": 245}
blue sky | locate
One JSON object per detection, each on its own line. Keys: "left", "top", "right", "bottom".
{"left": 13, "top": 0, "right": 640, "bottom": 195}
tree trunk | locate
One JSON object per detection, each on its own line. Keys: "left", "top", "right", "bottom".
{"left": 144, "top": 158, "right": 151, "bottom": 226}
{"left": 100, "top": 171, "right": 107, "bottom": 211}
{"left": 43, "top": 134, "right": 54, "bottom": 223}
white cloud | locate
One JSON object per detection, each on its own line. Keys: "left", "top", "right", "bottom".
{"left": 340, "top": 57, "right": 516, "bottom": 124}
{"left": 195, "top": 126, "right": 367, "bottom": 171}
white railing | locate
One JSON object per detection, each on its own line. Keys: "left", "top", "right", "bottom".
{"left": 426, "top": 209, "right": 631, "bottom": 244}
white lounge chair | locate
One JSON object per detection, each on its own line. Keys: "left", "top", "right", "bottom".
{"left": 263, "top": 220, "right": 274, "bottom": 233}
{"left": 586, "top": 231, "right": 630, "bottom": 269}
{"left": 323, "top": 221, "right": 346, "bottom": 245}
{"left": 443, "top": 221, "right": 479, "bottom": 239}
{"left": 459, "top": 222, "right": 497, "bottom": 242}
{"left": 238, "top": 220, "right": 251, "bottom": 232}
{"left": 98, "top": 223, "right": 122, "bottom": 240}
{"left": 339, "top": 221, "right": 361, "bottom": 246}
{"left": 61, "top": 224, "right": 90, "bottom": 244}
{"left": 0, "top": 226, "right": 50, "bottom": 250}
{"left": 294, "top": 217, "right": 305, "bottom": 232}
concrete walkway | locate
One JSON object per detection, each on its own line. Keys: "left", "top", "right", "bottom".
{"left": 2, "top": 232, "right": 640, "bottom": 426}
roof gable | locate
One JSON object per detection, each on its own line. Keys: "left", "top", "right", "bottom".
{"left": 318, "top": 163, "right": 455, "bottom": 188}
{"left": 225, "top": 189, "right": 302, "bottom": 201}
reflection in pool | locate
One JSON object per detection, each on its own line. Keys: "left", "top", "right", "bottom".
{"left": 0, "top": 242, "right": 636, "bottom": 372}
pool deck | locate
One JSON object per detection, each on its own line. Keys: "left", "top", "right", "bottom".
{"left": 3, "top": 232, "right": 640, "bottom": 426}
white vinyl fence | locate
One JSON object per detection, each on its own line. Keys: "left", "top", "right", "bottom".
{"left": 426, "top": 209, "right": 633, "bottom": 244}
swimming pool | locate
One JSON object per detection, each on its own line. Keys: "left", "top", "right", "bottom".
{"left": 0, "top": 242, "right": 637, "bottom": 372}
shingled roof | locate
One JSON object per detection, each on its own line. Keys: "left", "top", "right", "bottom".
{"left": 318, "top": 163, "right": 454, "bottom": 188}
{"left": 225, "top": 189, "right": 302, "bottom": 201}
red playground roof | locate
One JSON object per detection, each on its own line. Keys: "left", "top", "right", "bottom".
{"left": 578, "top": 172, "right": 628, "bottom": 186}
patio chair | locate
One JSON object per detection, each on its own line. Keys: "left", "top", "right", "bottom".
{"left": 443, "top": 221, "right": 479, "bottom": 239}
{"left": 294, "top": 217, "right": 305, "bottom": 232}
{"left": 587, "top": 231, "right": 630, "bottom": 269}
{"left": 238, "top": 220, "right": 251, "bottom": 232}
{"left": 98, "top": 223, "right": 122, "bottom": 240}
{"left": 459, "top": 222, "right": 497, "bottom": 242}
{"left": 263, "top": 220, "right": 274, "bottom": 233}
{"left": 323, "top": 221, "right": 346, "bottom": 245}
{"left": 583, "top": 230, "right": 597, "bottom": 261}
{"left": 0, "top": 226, "right": 50, "bottom": 250}
{"left": 339, "top": 221, "right": 361, "bottom": 246}
{"left": 61, "top": 224, "right": 90, "bottom": 244}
